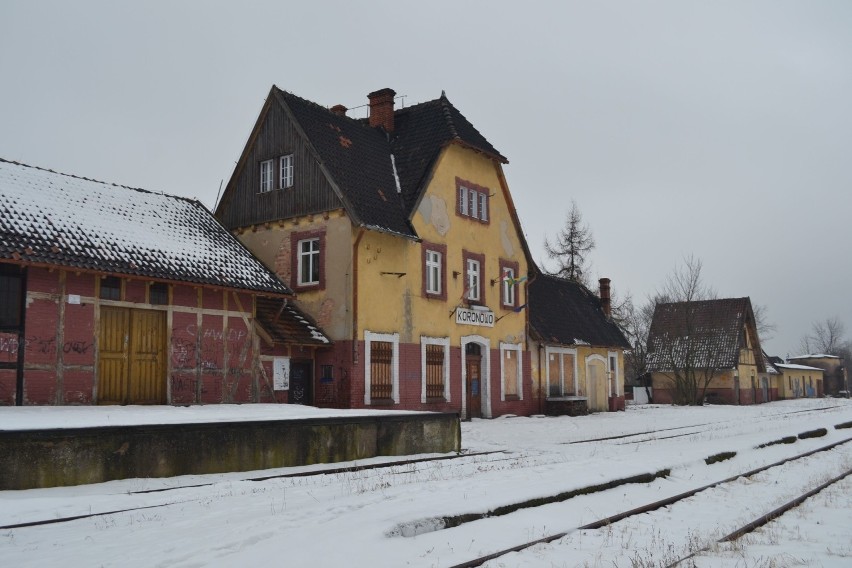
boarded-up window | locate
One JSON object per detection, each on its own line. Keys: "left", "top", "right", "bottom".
{"left": 426, "top": 344, "right": 445, "bottom": 399}
{"left": 503, "top": 348, "right": 519, "bottom": 398}
{"left": 548, "top": 353, "right": 561, "bottom": 397}
{"left": 370, "top": 341, "right": 393, "bottom": 400}
{"left": 576, "top": 356, "right": 587, "bottom": 397}
{"left": 548, "top": 352, "right": 575, "bottom": 397}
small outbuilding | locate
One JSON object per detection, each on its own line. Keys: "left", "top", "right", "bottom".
{"left": 529, "top": 275, "right": 631, "bottom": 415}
{"left": 0, "top": 158, "right": 328, "bottom": 406}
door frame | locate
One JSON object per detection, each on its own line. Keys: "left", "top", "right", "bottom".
{"left": 98, "top": 306, "right": 167, "bottom": 405}
{"left": 288, "top": 359, "right": 313, "bottom": 405}
{"left": 461, "top": 335, "right": 490, "bottom": 419}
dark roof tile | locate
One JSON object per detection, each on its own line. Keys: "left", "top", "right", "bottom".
{"left": 529, "top": 274, "right": 630, "bottom": 349}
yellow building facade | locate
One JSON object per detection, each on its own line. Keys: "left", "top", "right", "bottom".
{"left": 218, "top": 87, "right": 535, "bottom": 417}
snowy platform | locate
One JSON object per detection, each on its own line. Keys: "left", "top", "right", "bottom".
{"left": 0, "top": 405, "right": 461, "bottom": 490}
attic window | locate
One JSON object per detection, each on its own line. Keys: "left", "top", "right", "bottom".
{"left": 456, "top": 178, "right": 489, "bottom": 223}
{"left": 279, "top": 154, "right": 294, "bottom": 189}
{"left": 260, "top": 159, "right": 274, "bottom": 193}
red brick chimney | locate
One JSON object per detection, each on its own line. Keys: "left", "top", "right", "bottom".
{"left": 330, "top": 104, "right": 347, "bottom": 116}
{"left": 368, "top": 88, "right": 396, "bottom": 132}
{"left": 599, "top": 278, "right": 612, "bottom": 318}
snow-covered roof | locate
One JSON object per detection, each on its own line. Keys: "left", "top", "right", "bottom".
{"left": 646, "top": 298, "right": 764, "bottom": 373}
{"left": 788, "top": 353, "right": 840, "bottom": 360}
{"left": 775, "top": 363, "right": 825, "bottom": 372}
{"left": 0, "top": 159, "right": 291, "bottom": 295}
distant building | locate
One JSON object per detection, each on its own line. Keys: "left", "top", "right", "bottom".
{"left": 646, "top": 297, "right": 768, "bottom": 405}
{"left": 774, "top": 363, "right": 824, "bottom": 399}
{"left": 786, "top": 354, "right": 847, "bottom": 396}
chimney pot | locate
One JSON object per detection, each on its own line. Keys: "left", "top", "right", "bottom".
{"left": 368, "top": 88, "right": 396, "bottom": 132}
{"left": 330, "top": 104, "right": 347, "bottom": 116}
{"left": 599, "top": 277, "right": 612, "bottom": 318}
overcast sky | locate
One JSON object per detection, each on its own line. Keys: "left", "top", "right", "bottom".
{"left": 2, "top": 1, "right": 850, "bottom": 357}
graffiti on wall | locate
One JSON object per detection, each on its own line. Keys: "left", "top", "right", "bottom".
{"left": 0, "top": 335, "right": 93, "bottom": 356}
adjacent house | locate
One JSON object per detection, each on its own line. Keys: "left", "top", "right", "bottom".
{"left": 786, "top": 354, "right": 846, "bottom": 396}
{"left": 0, "top": 158, "right": 328, "bottom": 406}
{"left": 646, "top": 297, "right": 767, "bottom": 405}
{"left": 528, "top": 275, "right": 631, "bottom": 415}
{"left": 774, "top": 363, "right": 824, "bottom": 399}
{"left": 215, "top": 86, "right": 536, "bottom": 417}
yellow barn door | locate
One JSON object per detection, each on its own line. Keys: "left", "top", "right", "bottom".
{"left": 99, "top": 307, "right": 166, "bottom": 405}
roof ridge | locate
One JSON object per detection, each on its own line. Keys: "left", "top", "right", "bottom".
{"left": 439, "top": 94, "right": 461, "bottom": 140}
{"left": 0, "top": 157, "right": 198, "bottom": 205}
{"left": 276, "top": 86, "right": 381, "bottom": 134}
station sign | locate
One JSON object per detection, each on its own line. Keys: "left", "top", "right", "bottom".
{"left": 455, "top": 306, "right": 494, "bottom": 327}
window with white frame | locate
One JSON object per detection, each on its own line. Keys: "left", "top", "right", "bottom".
{"left": 466, "top": 258, "right": 480, "bottom": 301}
{"left": 297, "top": 238, "right": 320, "bottom": 286}
{"left": 502, "top": 267, "right": 515, "bottom": 307}
{"left": 457, "top": 179, "right": 489, "bottom": 223}
{"left": 546, "top": 347, "right": 577, "bottom": 397}
{"left": 608, "top": 352, "right": 619, "bottom": 396}
{"left": 279, "top": 154, "right": 294, "bottom": 189}
{"left": 425, "top": 250, "right": 441, "bottom": 295}
{"left": 500, "top": 343, "right": 523, "bottom": 400}
{"left": 421, "top": 337, "right": 450, "bottom": 402}
{"left": 260, "top": 159, "right": 273, "bottom": 193}
{"left": 365, "top": 331, "right": 399, "bottom": 404}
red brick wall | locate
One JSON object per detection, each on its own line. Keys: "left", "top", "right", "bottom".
{"left": 4, "top": 266, "right": 264, "bottom": 406}
{"left": 337, "top": 339, "right": 536, "bottom": 416}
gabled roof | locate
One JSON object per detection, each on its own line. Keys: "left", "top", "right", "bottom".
{"left": 529, "top": 274, "right": 630, "bottom": 349}
{"left": 268, "top": 87, "right": 507, "bottom": 238}
{"left": 646, "top": 297, "right": 765, "bottom": 373}
{"left": 0, "top": 159, "right": 291, "bottom": 295}
{"left": 255, "top": 297, "right": 330, "bottom": 346}
{"left": 391, "top": 95, "right": 507, "bottom": 213}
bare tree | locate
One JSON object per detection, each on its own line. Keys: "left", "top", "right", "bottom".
{"left": 646, "top": 256, "right": 736, "bottom": 405}
{"left": 618, "top": 292, "right": 661, "bottom": 401}
{"left": 798, "top": 317, "right": 847, "bottom": 355}
{"left": 752, "top": 303, "right": 776, "bottom": 343}
{"left": 543, "top": 200, "right": 595, "bottom": 285}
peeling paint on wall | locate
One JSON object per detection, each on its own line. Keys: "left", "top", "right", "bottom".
{"left": 500, "top": 220, "right": 515, "bottom": 257}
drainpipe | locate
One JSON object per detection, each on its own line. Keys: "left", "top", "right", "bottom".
{"left": 15, "top": 267, "right": 28, "bottom": 406}
{"left": 352, "top": 228, "right": 365, "bottom": 366}
{"left": 538, "top": 341, "right": 544, "bottom": 415}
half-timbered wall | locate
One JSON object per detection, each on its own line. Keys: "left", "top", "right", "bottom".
{"left": 217, "top": 99, "right": 343, "bottom": 230}
{"left": 0, "top": 264, "right": 275, "bottom": 406}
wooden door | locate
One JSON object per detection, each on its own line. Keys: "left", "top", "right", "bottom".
{"left": 129, "top": 309, "right": 166, "bottom": 404}
{"left": 289, "top": 361, "right": 312, "bottom": 405}
{"left": 587, "top": 360, "right": 605, "bottom": 411}
{"left": 465, "top": 349, "right": 482, "bottom": 419}
{"left": 99, "top": 307, "right": 166, "bottom": 404}
{"left": 99, "top": 307, "right": 130, "bottom": 404}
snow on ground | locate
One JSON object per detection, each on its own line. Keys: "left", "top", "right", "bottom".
{"left": 0, "top": 403, "right": 426, "bottom": 431}
{"left": 1, "top": 399, "right": 851, "bottom": 567}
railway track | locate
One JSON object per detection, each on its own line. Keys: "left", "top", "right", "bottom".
{"left": 0, "top": 450, "right": 506, "bottom": 530}
{"left": 445, "top": 435, "right": 852, "bottom": 568}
